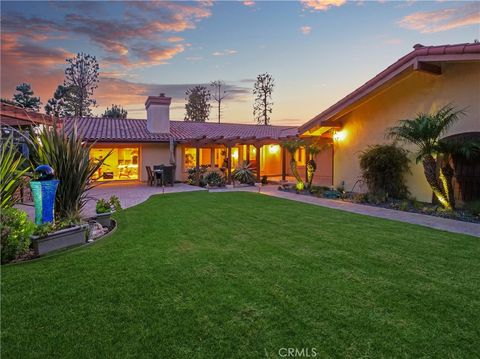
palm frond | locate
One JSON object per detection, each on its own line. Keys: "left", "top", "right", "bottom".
{"left": 0, "top": 135, "right": 30, "bottom": 209}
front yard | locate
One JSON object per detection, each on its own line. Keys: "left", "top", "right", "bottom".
{"left": 2, "top": 192, "right": 479, "bottom": 358}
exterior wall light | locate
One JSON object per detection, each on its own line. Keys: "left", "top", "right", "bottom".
{"left": 333, "top": 130, "right": 347, "bottom": 142}
{"left": 268, "top": 144, "right": 280, "bottom": 154}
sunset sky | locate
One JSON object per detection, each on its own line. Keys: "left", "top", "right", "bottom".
{"left": 1, "top": 0, "right": 479, "bottom": 125}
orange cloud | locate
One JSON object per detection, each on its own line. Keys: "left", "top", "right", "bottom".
{"left": 301, "top": 0, "right": 347, "bottom": 11}
{"left": 398, "top": 3, "right": 480, "bottom": 33}
{"left": 2, "top": 1, "right": 212, "bottom": 72}
{"left": 0, "top": 33, "right": 72, "bottom": 103}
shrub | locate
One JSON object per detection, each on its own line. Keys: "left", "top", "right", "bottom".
{"left": 398, "top": 200, "right": 410, "bottom": 211}
{"left": 0, "top": 135, "right": 30, "bottom": 209}
{"left": 465, "top": 200, "right": 480, "bottom": 217}
{"left": 359, "top": 144, "right": 410, "bottom": 200}
{"left": 232, "top": 162, "right": 255, "bottom": 185}
{"left": 96, "top": 199, "right": 111, "bottom": 214}
{"left": 95, "top": 195, "right": 122, "bottom": 214}
{"left": 32, "top": 214, "right": 82, "bottom": 239}
{"left": 205, "top": 171, "right": 226, "bottom": 187}
{"left": 187, "top": 166, "right": 207, "bottom": 186}
{"left": 1, "top": 208, "right": 35, "bottom": 263}
{"left": 109, "top": 195, "right": 122, "bottom": 211}
{"left": 261, "top": 176, "right": 268, "bottom": 185}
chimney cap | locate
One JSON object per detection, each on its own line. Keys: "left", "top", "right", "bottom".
{"left": 145, "top": 94, "right": 172, "bottom": 108}
{"left": 159, "top": 93, "right": 165, "bottom": 97}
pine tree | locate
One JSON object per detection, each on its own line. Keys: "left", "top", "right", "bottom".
{"left": 184, "top": 86, "right": 211, "bottom": 122}
{"left": 64, "top": 53, "right": 99, "bottom": 117}
{"left": 45, "top": 85, "right": 75, "bottom": 118}
{"left": 13, "top": 83, "right": 41, "bottom": 111}
{"left": 103, "top": 104, "right": 128, "bottom": 119}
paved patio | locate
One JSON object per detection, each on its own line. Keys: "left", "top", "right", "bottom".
{"left": 17, "top": 182, "right": 205, "bottom": 219}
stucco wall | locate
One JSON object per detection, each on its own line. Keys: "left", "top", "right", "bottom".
{"left": 140, "top": 143, "right": 182, "bottom": 181}
{"left": 333, "top": 62, "right": 480, "bottom": 202}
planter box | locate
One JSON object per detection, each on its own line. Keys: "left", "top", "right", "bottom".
{"left": 92, "top": 212, "right": 112, "bottom": 227}
{"left": 31, "top": 224, "right": 89, "bottom": 256}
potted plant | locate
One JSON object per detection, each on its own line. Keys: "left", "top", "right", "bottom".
{"left": 30, "top": 217, "right": 89, "bottom": 256}
{"left": 94, "top": 195, "right": 122, "bottom": 227}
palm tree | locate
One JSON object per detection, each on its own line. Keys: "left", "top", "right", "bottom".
{"left": 387, "top": 105, "right": 478, "bottom": 210}
{"left": 305, "top": 143, "right": 330, "bottom": 190}
{"left": 283, "top": 140, "right": 305, "bottom": 189}
{"left": 435, "top": 138, "right": 480, "bottom": 209}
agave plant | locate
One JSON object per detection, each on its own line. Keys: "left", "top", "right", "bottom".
{"left": 205, "top": 171, "right": 226, "bottom": 187}
{"left": 0, "top": 135, "right": 30, "bottom": 209}
{"left": 28, "top": 125, "right": 110, "bottom": 220}
{"left": 283, "top": 139, "right": 305, "bottom": 188}
{"left": 387, "top": 105, "right": 479, "bottom": 210}
{"left": 232, "top": 161, "right": 255, "bottom": 185}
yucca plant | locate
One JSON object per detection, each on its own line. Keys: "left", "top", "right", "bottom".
{"left": 232, "top": 161, "right": 255, "bottom": 185}
{"left": 283, "top": 139, "right": 305, "bottom": 188}
{"left": 28, "top": 125, "right": 110, "bottom": 220}
{"left": 0, "top": 135, "right": 30, "bottom": 209}
{"left": 387, "top": 105, "right": 478, "bottom": 210}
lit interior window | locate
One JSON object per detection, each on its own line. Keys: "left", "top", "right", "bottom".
{"left": 90, "top": 147, "right": 139, "bottom": 181}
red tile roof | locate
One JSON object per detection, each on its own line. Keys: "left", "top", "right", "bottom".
{"left": 64, "top": 117, "right": 298, "bottom": 143}
{"left": 299, "top": 42, "right": 480, "bottom": 133}
{"left": 1, "top": 103, "right": 58, "bottom": 126}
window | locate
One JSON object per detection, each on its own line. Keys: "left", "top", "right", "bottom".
{"left": 184, "top": 148, "right": 196, "bottom": 168}
{"left": 90, "top": 147, "right": 139, "bottom": 181}
{"left": 295, "top": 148, "right": 306, "bottom": 166}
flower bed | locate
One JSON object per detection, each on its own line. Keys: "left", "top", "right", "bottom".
{"left": 278, "top": 184, "right": 480, "bottom": 224}
{"left": 3, "top": 216, "right": 117, "bottom": 265}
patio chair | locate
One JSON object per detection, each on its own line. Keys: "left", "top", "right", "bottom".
{"left": 146, "top": 166, "right": 155, "bottom": 186}
{"left": 160, "top": 165, "right": 174, "bottom": 186}
{"left": 152, "top": 165, "right": 164, "bottom": 186}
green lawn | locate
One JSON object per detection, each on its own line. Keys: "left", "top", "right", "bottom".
{"left": 2, "top": 192, "right": 479, "bottom": 358}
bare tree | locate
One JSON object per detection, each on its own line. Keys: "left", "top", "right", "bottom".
{"left": 253, "top": 73, "right": 274, "bottom": 125}
{"left": 210, "top": 80, "right": 227, "bottom": 123}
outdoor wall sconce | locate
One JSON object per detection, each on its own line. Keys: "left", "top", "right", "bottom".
{"left": 333, "top": 130, "right": 347, "bottom": 142}
{"left": 268, "top": 144, "right": 280, "bottom": 154}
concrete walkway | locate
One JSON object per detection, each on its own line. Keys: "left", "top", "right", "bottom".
{"left": 18, "top": 181, "right": 479, "bottom": 237}
{"left": 255, "top": 186, "right": 480, "bottom": 238}
{"left": 17, "top": 182, "right": 205, "bottom": 219}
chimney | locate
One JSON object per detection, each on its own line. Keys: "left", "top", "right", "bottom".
{"left": 145, "top": 93, "right": 171, "bottom": 133}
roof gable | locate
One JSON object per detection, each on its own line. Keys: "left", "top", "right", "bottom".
{"left": 299, "top": 42, "right": 480, "bottom": 134}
